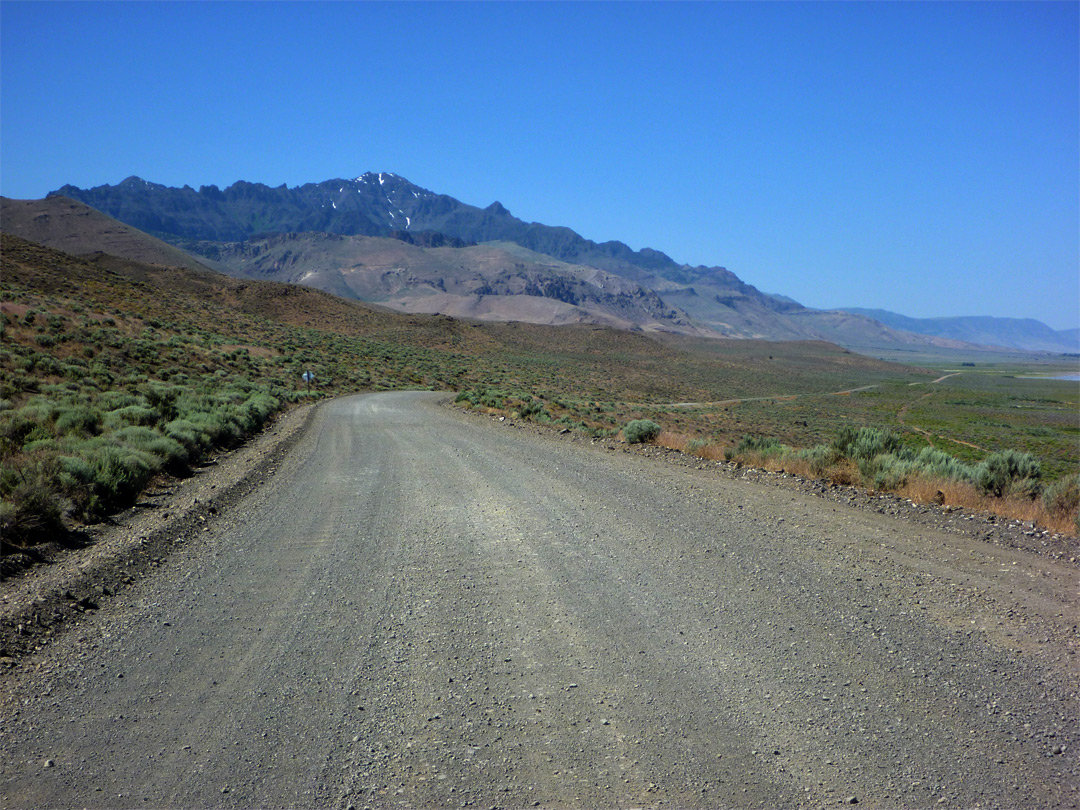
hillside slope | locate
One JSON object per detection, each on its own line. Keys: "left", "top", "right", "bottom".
{"left": 190, "top": 231, "right": 706, "bottom": 333}
{"left": 841, "top": 308, "right": 1079, "bottom": 354}
{"left": 51, "top": 177, "right": 985, "bottom": 349}
{"left": 1, "top": 196, "right": 216, "bottom": 273}
{"left": 2, "top": 233, "right": 916, "bottom": 403}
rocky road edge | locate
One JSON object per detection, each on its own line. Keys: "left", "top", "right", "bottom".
{"left": 452, "top": 405, "right": 1080, "bottom": 566}
{"left": 0, "top": 403, "right": 316, "bottom": 667}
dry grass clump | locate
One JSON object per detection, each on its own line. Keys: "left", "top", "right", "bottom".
{"left": 658, "top": 424, "right": 1078, "bottom": 537}
{"left": 656, "top": 431, "right": 690, "bottom": 452}
{"left": 657, "top": 431, "right": 729, "bottom": 461}
{"left": 826, "top": 459, "right": 861, "bottom": 486}
{"left": 897, "top": 475, "right": 1079, "bottom": 536}
{"left": 761, "top": 455, "right": 821, "bottom": 479}
{"left": 694, "top": 443, "right": 730, "bottom": 462}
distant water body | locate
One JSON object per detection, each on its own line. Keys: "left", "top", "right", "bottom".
{"left": 1019, "top": 373, "right": 1080, "bottom": 381}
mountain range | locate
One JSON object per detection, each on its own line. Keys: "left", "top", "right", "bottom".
{"left": 838, "top": 308, "right": 1078, "bottom": 355}
{"left": 10, "top": 173, "right": 1071, "bottom": 354}
{"left": 194, "top": 232, "right": 703, "bottom": 333}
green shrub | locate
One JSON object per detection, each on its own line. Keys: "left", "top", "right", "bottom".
{"left": 57, "top": 454, "right": 94, "bottom": 487}
{"left": 241, "top": 391, "right": 279, "bottom": 428}
{"left": 833, "top": 426, "right": 902, "bottom": 462}
{"left": 139, "top": 383, "right": 181, "bottom": 421}
{"left": 115, "top": 425, "right": 189, "bottom": 469}
{"left": 29, "top": 354, "right": 60, "bottom": 376}
{"left": 0, "top": 411, "right": 42, "bottom": 454}
{"left": 1043, "top": 474, "right": 1080, "bottom": 517}
{"left": 976, "top": 450, "right": 1041, "bottom": 498}
{"left": 83, "top": 442, "right": 160, "bottom": 512}
{"left": 860, "top": 454, "right": 917, "bottom": 490}
{"left": 21, "top": 438, "right": 59, "bottom": 454}
{"left": 163, "top": 418, "right": 208, "bottom": 455}
{"left": 734, "top": 434, "right": 781, "bottom": 455}
{"left": 454, "top": 388, "right": 511, "bottom": 409}
{"left": 102, "top": 404, "right": 161, "bottom": 430}
{"left": 54, "top": 405, "right": 102, "bottom": 436}
{"left": 623, "top": 419, "right": 661, "bottom": 444}
{"left": 0, "top": 453, "right": 68, "bottom": 545}
{"left": 187, "top": 409, "right": 243, "bottom": 447}
{"left": 912, "top": 447, "right": 976, "bottom": 484}
{"left": 16, "top": 399, "right": 59, "bottom": 425}
{"left": 792, "top": 444, "right": 842, "bottom": 475}
{"left": 479, "top": 388, "right": 507, "bottom": 409}
{"left": 518, "top": 398, "right": 547, "bottom": 419}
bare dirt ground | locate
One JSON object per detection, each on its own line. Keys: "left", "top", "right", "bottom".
{"left": 1, "top": 392, "right": 1077, "bottom": 809}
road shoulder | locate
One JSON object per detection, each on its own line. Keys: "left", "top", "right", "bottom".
{"left": 0, "top": 402, "right": 317, "bottom": 666}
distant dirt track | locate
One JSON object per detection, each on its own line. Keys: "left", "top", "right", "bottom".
{"left": 1, "top": 392, "right": 1076, "bottom": 809}
{"left": 898, "top": 373, "right": 989, "bottom": 452}
{"left": 640, "top": 383, "right": 879, "bottom": 409}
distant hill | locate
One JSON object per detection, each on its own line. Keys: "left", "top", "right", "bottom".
{"left": 0, "top": 196, "right": 214, "bottom": 273}
{"left": 192, "top": 231, "right": 707, "bottom": 333}
{"left": 1, "top": 231, "right": 916, "bottom": 406}
{"left": 47, "top": 175, "right": 1003, "bottom": 351}
{"left": 840, "top": 308, "right": 1079, "bottom": 354}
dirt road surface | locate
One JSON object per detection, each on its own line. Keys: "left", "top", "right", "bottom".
{"left": 2, "top": 392, "right": 1077, "bottom": 809}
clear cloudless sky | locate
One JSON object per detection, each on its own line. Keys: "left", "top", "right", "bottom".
{"left": 2, "top": 1, "right": 1077, "bottom": 329}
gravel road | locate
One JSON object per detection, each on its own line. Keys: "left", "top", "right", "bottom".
{"left": 2, "top": 391, "right": 1077, "bottom": 809}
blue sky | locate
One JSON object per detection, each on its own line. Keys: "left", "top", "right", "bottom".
{"left": 2, "top": 2, "right": 1077, "bottom": 330}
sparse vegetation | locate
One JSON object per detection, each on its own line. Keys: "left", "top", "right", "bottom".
{"left": 3, "top": 232, "right": 1077, "bottom": 545}
{"left": 661, "top": 425, "right": 1075, "bottom": 534}
{"left": 975, "top": 449, "right": 1041, "bottom": 499}
{"left": 1, "top": 236, "right": 449, "bottom": 548}
{"left": 1043, "top": 474, "right": 1080, "bottom": 527}
{"left": 623, "top": 419, "right": 661, "bottom": 444}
